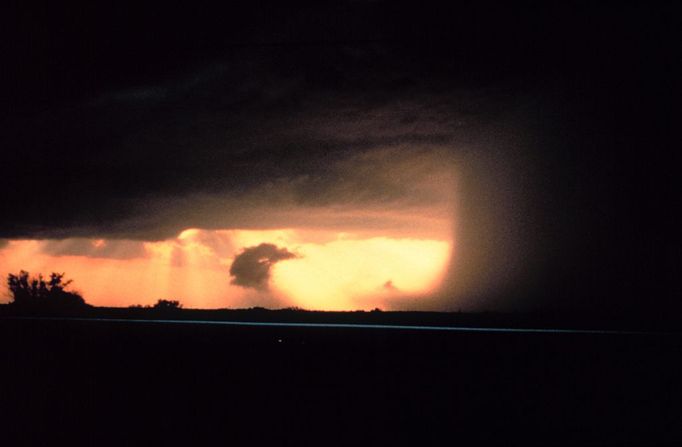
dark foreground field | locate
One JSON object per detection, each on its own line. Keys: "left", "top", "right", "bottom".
{"left": 1, "top": 318, "right": 681, "bottom": 446}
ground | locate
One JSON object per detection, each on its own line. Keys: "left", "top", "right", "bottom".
{"left": 1, "top": 317, "right": 680, "bottom": 445}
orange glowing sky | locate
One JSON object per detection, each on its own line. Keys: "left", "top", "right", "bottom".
{"left": 0, "top": 228, "right": 451, "bottom": 310}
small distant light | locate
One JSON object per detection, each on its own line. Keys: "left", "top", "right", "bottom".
{"left": 278, "top": 339, "right": 283, "bottom": 343}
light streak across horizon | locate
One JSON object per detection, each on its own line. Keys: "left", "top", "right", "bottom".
{"left": 1, "top": 316, "right": 663, "bottom": 336}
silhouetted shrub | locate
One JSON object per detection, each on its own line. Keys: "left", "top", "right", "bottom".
{"left": 153, "top": 299, "right": 182, "bottom": 310}
{"left": 7, "top": 270, "right": 87, "bottom": 309}
{"left": 283, "top": 306, "right": 306, "bottom": 312}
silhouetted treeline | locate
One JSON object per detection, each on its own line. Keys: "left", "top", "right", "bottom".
{"left": 129, "top": 299, "right": 183, "bottom": 310}
{"left": 2, "top": 271, "right": 678, "bottom": 331}
{"left": 2, "top": 303, "right": 677, "bottom": 332}
{"left": 5, "top": 271, "right": 88, "bottom": 312}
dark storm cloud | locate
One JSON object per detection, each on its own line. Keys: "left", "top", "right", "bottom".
{"left": 1, "top": 1, "right": 544, "bottom": 241}
{"left": 4, "top": 0, "right": 558, "bottom": 244}
{"left": 0, "top": 42, "right": 476, "bottom": 241}
{"left": 229, "top": 244, "right": 298, "bottom": 290}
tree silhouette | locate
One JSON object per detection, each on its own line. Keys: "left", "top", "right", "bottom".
{"left": 6, "top": 270, "right": 87, "bottom": 309}
{"left": 153, "top": 299, "right": 182, "bottom": 310}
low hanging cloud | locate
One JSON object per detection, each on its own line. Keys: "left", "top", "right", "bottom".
{"left": 229, "top": 243, "right": 298, "bottom": 290}
{"left": 40, "top": 238, "right": 147, "bottom": 260}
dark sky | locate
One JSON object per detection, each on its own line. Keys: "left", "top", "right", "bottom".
{"left": 1, "top": 1, "right": 678, "bottom": 315}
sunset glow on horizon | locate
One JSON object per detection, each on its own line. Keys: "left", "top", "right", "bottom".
{"left": 0, "top": 228, "right": 452, "bottom": 310}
